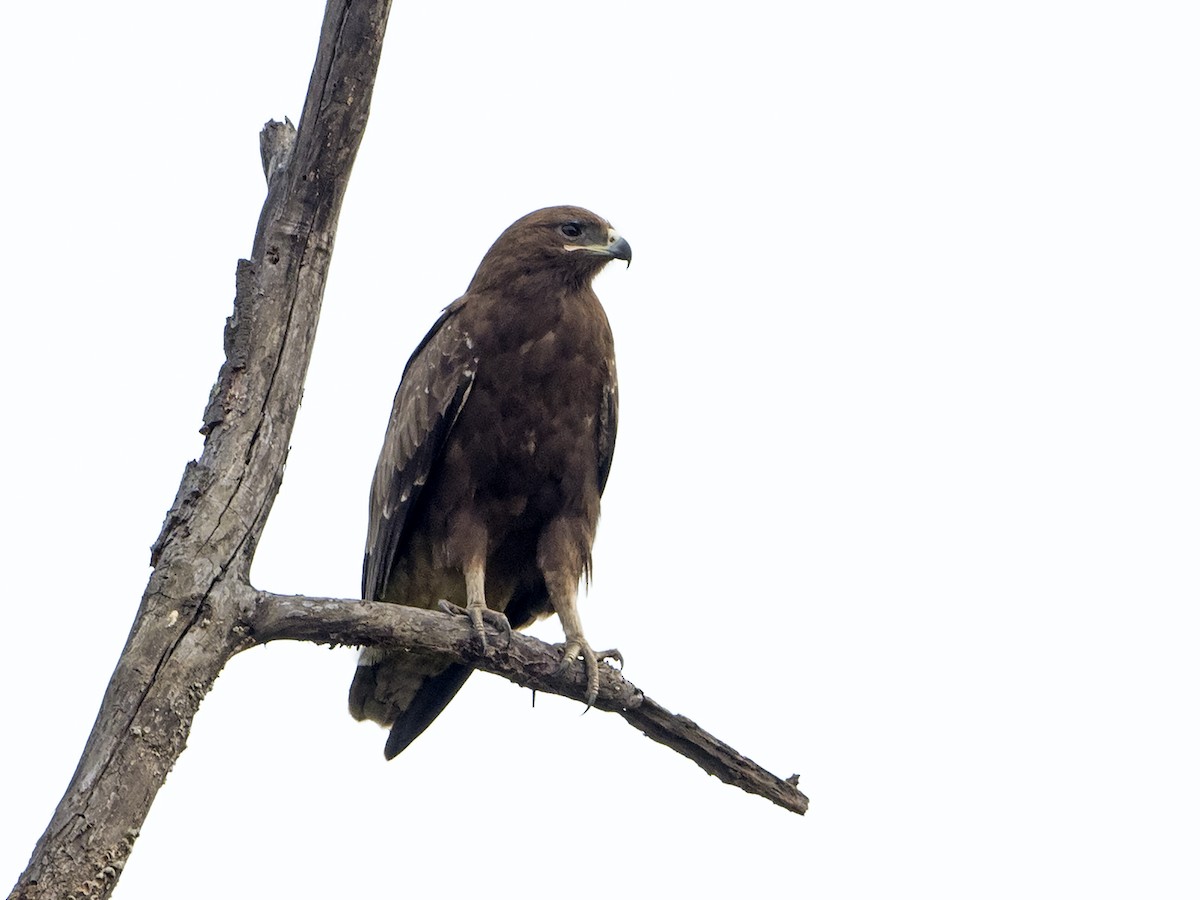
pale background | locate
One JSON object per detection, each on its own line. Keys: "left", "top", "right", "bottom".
{"left": 3, "top": 2, "right": 1197, "bottom": 897}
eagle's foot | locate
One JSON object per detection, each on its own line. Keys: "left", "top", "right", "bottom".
{"left": 555, "top": 641, "right": 623, "bottom": 709}
{"left": 437, "top": 599, "right": 512, "bottom": 653}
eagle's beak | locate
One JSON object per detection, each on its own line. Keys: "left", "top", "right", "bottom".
{"left": 566, "top": 228, "right": 633, "bottom": 267}
{"left": 607, "top": 232, "right": 632, "bottom": 268}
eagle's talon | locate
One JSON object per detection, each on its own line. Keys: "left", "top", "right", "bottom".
{"left": 468, "top": 605, "right": 488, "bottom": 653}
{"left": 556, "top": 640, "right": 601, "bottom": 709}
{"left": 553, "top": 641, "right": 581, "bottom": 674}
{"left": 490, "top": 609, "right": 514, "bottom": 649}
{"left": 437, "top": 599, "right": 511, "bottom": 654}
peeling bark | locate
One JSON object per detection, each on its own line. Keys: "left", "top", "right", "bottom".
{"left": 9, "top": 2, "right": 804, "bottom": 897}
{"left": 9, "top": 2, "right": 392, "bottom": 897}
{"left": 250, "top": 593, "right": 809, "bottom": 816}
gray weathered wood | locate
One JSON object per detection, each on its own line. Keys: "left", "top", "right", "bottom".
{"left": 9, "top": 3, "right": 806, "bottom": 897}
{"left": 250, "top": 593, "right": 809, "bottom": 816}
{"left": 8, "top": 2, "right": 392, "bottom": 897}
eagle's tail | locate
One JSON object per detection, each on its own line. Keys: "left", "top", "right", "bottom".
{"left": 349, "top": 648, "right": 474, "bottom": 758}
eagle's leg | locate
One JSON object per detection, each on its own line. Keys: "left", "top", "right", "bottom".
{"left": 550, "top": 596, "right": 598, "bottom": 705}
{"left": 549, "top": 599, "right": 623, "bottom": 708}
{"left": 436, "top": 559, "right": 511, "bottom": 653}
{"left": 539, "top": 519, "right": 619, "bottom": 708}
{"left": 465, "top": 559, "right": 512, "bottom": 651}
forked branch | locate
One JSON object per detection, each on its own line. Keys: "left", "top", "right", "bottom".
{"left": 8, "top": 3, "right": 804, "bottom": 898}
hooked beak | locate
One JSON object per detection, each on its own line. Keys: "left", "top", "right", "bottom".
{"left": 607, "top": 232, "right": 632, "bottom": 268}
{"left": 566, "top": 227, "right": 632, "bottom": 268}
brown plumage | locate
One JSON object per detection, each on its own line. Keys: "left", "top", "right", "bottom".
{"left": 349, "top": 206, "right": 630, "bottom": 758}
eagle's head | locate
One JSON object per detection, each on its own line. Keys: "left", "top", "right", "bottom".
{"left": 469, "top": 205, "right": 631, "bottom": 293}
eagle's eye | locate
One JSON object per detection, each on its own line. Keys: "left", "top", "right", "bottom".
{"left": 559, "top": 222, "right": 584, "bottom": 240}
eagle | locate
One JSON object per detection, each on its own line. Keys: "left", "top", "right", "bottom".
{"left": 349, "top": 206, "right": 631, "bottom": 758}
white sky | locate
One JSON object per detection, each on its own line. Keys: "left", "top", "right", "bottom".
{"left": 3, "top": 2, "right": 1198, "bottom": 897}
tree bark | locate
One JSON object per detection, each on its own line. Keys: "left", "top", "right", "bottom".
{"left": 248, "top": 593, "right": 809, "bottom": 817}
{"left": 8, "top": 2, "right": 392, "bottom": 897}
{"left": 9, "top": 3, "right": 805, "bottom": 897}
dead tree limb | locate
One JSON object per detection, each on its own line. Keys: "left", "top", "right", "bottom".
{"left": 248, "top": 593, "right": 810, "bottom": 817}
{"left": 9, "top": 2, "right": 804, "bottom": 898}
{"left": 9, "top": 2, "right": 392, "bottom": 897}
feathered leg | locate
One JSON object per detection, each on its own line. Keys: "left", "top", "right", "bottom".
{"left": 438, "top": 516, "right": 511, "bottom": 652}
{"left": 438, "top": 557, "right": 511, "bottom": 652}
{"left": 539, "top": 518, "right": 621, "bottom": 707}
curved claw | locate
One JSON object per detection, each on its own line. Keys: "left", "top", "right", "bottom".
{"left": 555, "top": 640, "right": 602, "bottom": 710}
{"left": 553, "top": 643, "right": 578, "bottom": 676}
{"left": 436, "top": 599, "right": 512, "bottom": 653}
{"left": 481, "top": 607, "right": 513, "bottom": 648}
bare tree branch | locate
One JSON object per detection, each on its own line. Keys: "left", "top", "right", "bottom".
{"left": 9, "top": 2, "right": 805, "bottom": 897}
{"left": 247, "top": 592, "right": 810, "bottom": 816}
{"left": 9, "top": 3, "right": 392, "bottom": 898}
{"left": 248, "top": 593, "right": 644, "bottom": 708}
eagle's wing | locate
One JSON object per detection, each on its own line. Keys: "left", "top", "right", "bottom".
{"left": 352, "top": 301, "right": 479, "bottom": 747}
{"left": 362, "top": 300, "right": 477, "bottom": 602}
{"left": 597, "top": 368, "right": 618, "bottom": 497}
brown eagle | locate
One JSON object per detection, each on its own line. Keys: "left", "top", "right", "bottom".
{"left": 349, "top": 206, "right": 630, "bottom": 758}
